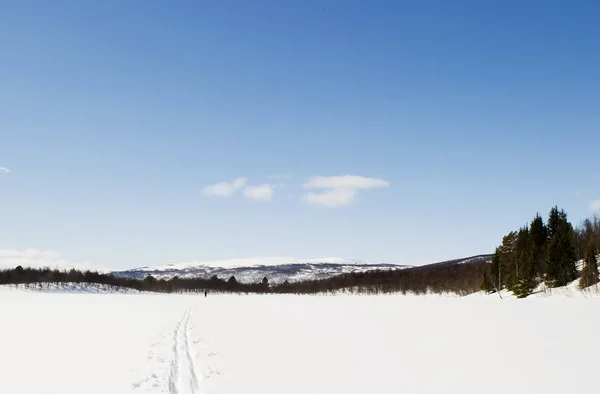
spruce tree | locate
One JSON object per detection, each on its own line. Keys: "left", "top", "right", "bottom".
{"left": 480, "top": 270, "right": 494, "bottom": 293}
{"left": 498, "top": 231, "right": 518, "bottom": 292}
{"left": 579, "top": 242, "right": 599, "bottom": 289}
{"left": 489, "top": 249, "right": 502, "bottom": 292}
{"left": 514, "top": 226, "right": 536, "bottom": 298}
{"left": 546, "top": 220, "right": 577, "bottom": 287}
{"left": 529, "top": 214, "right": 547, "bottom": 277}
{"left": 546, "top": 236, "right": 560, "bottom": 286}
{"left": 547, "top": 206, "right": 561, "bottom": 240}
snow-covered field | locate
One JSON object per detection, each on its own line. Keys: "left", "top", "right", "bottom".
{"left": 2, "top": 285, "right": 600, "bottom": 394}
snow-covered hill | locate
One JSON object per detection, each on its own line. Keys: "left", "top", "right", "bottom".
{"left": 112, "top": 255, "right": 494, "bottom": 284}
{"left": 113, "top": 257, "right": 409, "bottom": 284}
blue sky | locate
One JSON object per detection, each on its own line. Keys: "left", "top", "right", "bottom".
{"left": 1, "top": 0, "right": 599, "bottom": 270}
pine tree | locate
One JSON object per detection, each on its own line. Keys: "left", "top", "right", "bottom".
{"left": 579, "top": 242, "right": 599, "bottom": 289}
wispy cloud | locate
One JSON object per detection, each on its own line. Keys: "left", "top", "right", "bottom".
{"left": 590, "top": 200, "right": 600, "bottom": 213}
{"left": 304, "top": 188, "right": 358, "bottom": 208}
{"left": 0, "top": 167, "right": 10, "bottom": 174}
{"left": 244, "top": 184, "right": 274, "bottom": 201}
{"left": 0, "top": 249, "right": 107, "bottom": 272}
{"left": 304, "top": 175, "right": 390, "bottom": 190}
{"left": 303, "top": 175, "right": 390, "bottom": 208}
{"left": 202, "top": 178, "right": 247, "bottom": 198}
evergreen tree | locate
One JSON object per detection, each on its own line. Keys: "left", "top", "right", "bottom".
{"left": 529, "top": 214, "right": 547, "bottom": 277}
{"left": 480, "top": 270, "right": 494, "bottom": 293}
{"left": 498, "top": 231, "right": 518, "bottom": 292}
{"left": 488, "top": 249, "right": 503, "bottom": 292}
{"left": 227, "top": 276, "right": 238, "bottom": 291}
{"left": 514, "top": 226, "right": 536, "bottom": 298}
{"left": 577, "top": 219, "right": 595, "bottom": 258}
{"left": 547, "top": 206, "right": 563, "bottom": 240}
{"left": 546, "top": 236, "right": 561, "bottom": 287}
{"left": 546, "top": 220, "right": 577, "bottom": 287}
{"left": 579, "top": 242, "right": 599, "bottom": 289}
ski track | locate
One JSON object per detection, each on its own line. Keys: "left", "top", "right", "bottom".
{"left": 169, "top": 306, "right": 201, "bottom": 394}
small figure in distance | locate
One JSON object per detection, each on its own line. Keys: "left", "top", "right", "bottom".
{"left": 204, "top": 290, "right": 207, "bottom": 298}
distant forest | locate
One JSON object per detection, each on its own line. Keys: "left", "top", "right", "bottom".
{"left": 2, "top": 207, "right": 598, "bottom": 297}
{"left": 0, "top": 256, "right": 489, "bottom": 296}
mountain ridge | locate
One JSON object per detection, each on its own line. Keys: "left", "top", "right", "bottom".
{"left": 113, "top": 255, "right": 492, "bottom": 285}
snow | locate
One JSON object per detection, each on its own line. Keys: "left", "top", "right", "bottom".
{"left": 115, "top": 258, "right": 408, "bottom": 284}
{"left": 6, "top": 282, "right": 142, "bottom": 293}
{"left": 139, "top": 257, "right": 370, "bottom": 270}
{"left": 2, "top": 284, "right": 600, "bottom": 394}
{"left": 472, "top": 278, "right": 600, "bottom": 299}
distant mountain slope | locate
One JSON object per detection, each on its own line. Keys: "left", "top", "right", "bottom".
{"left": 112, "top": 255, "right": 492, "bottom": 285}
{"left": 113, "top": 258, "right": 408, "bottom": 284}
{"left": 421, "top": 254, "right": 493, "bottom": 268}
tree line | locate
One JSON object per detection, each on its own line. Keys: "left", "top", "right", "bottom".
{"left": 0, "top": 266, "right": 272, "bottom": 294}
{"left": 0, "top": 256, "right": 491, "bottom": 296}
{"left": 481, "top": 207, "right": 600, "bottom": 297}
{"left": 268, "top": 256, "right": 490, "bottom": 295}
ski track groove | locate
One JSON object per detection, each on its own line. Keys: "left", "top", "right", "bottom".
{"left": 169, "top": 306, "right": 201, "bottom": 394}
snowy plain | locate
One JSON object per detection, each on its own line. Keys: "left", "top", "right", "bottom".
{"left": 2, "top": 284, "right": 599, "bottom": 394}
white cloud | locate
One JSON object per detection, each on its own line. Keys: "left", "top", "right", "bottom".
{"left": 590, "top": 200, "right": 600, "bottom": 213}
{"left": 0, "top": 249, "right": 105, "bottom": 272}
{"left": 304, "top": 188, "right": 357, "bottom": 208}
{"left": 202, "top": 178, "right": 247, "bottom": 198}
{"left": 244, "top": 184, "right": 274, "bottom": 201}
{"left": 304, "top": 175, "right": 390, "bottom": 190}
{"left": 0, "top": 167, "right": 10, "bottom": 174}
{"left": 303, "top": 175, "right": 390, "bottom": 208}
